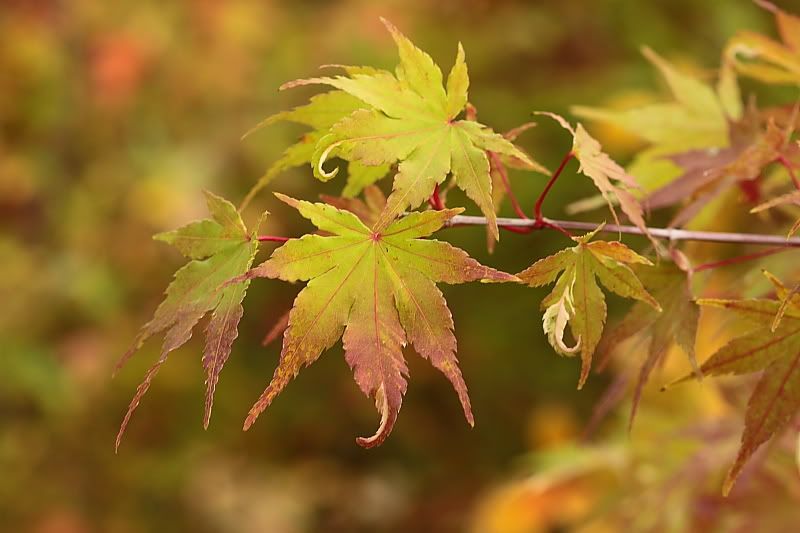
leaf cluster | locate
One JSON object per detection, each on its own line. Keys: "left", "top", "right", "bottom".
{"left": 116, "top": 5, "right": 800, "bottom": 497}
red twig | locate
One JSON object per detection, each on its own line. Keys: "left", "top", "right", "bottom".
{"left": 534, "top": 152, "right": 574, "bottom": 222}
{"left": 429, "top": 184, "right": 445, "bottom": 210}
{"left": 692, "top": 246, "right": 791, "bottom": 272}
{"left": 537, "top": 220, "right": 573, "bottom": 238}
{"left": 500, "top": 224, "right": 533, "bottom": 234}
{"left": 776, "top": 155, "right": 800, "bottom": 190}
{"left": 257, "top": 235, "right": 291, "bottom": 243}
{"left": 489, "top": 151, "right": 529, "bottom": 219}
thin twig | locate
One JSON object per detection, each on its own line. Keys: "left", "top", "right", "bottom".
{"left": 694, "top": 246, "right": 790, "bottom": 272}
{"left": 429, "top": 184, "right": 445, "bottom": 210}
{"left": 776, "top": 155, "right": 800, "bottom": 190}
{"left": 446, "top": 214, "right": 800, "bottom": 247}
{"left": 257, "top": 235, "right": 291, "bottom": 243}
{"left": 533, "top": 152, "right": 573, "bottom": 221}
{"left": 489, "top": 151, "right": 528, "bottom": 219}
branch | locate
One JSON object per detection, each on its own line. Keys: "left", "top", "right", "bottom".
{"left": 446, "top": 215, "right": 800, "bottom": 247}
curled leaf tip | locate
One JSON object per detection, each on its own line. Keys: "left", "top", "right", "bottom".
{"left": 317, "top": 142, "right": 341, "bottom": 179}
{"left": 356, "top": 385, "right": 397, "bottom": 449}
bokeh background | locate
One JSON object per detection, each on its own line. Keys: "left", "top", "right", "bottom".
{"left": 4, "top": 1, "right": 799, "bottom": 531}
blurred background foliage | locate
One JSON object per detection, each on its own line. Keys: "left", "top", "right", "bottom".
{"left": 3, "top": 0, "right": 800, "bottom": 531}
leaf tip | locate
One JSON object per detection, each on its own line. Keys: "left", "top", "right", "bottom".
{"left": 152, "top": 230, "right": 173, "bottom": 244}
{"left": 722, "top": 473, "right": 736, "bottom": 497}
{"left": 378, "top": 16, "right": 398, "bottom": 37}
{"left": 480, "top": 270, "right": 520, "bottom": 284}
{"left": 273, "top": 192, "right": 297, "bottom": 207}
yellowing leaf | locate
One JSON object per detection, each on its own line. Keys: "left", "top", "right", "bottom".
{"left": 573, "top": 48, "right": 733, "bottom": 154}
{"left": 518, "top": 230, "right": 660, "bottom": 388}
{"left": 240, "top": 194, "right": 517, "bottom": 447}
{"left": 115, "top": 192, "right": 263, "bottom": 449}
{"left": 281, "top": 18, "right": 545, "bottom": 240}
{"left": 597, "top": 262, "right": 699, "bottom": 427}
{"left": 537, "top": 113, "right": 655, "bottom": 247}
{"left": 725, "top": 1, "right": 800, "bottom": 86}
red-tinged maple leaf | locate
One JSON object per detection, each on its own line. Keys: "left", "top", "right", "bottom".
{"left": 115, "top": 192, "right": 263, "bottom": 450}
{"left": 677, "top": 272, "right": 800, "bottom": 494}
{"left": 238, "top": 193, "right": 517, "bottom": 447}
{"left": 535, "top": 112, "right": 656, "bottom": 247}
{"left": 596, "top": 262, "right": 700, "bottom": 427}
{"left": 260, "top": 186, "right": 390, "bottom": 348}
{"left": 258, "top": 187, "right": 389, "bottom": 348}
{"left": 517, "top": 227, "right": 660, "bottom": 388}
{"left": 646, "top": 115, "right": 799, "bottom": 228}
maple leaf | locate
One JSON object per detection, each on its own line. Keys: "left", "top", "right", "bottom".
{"left": 682, "top": 272, "right": 800, "bottom": 494}
{"left": 115, "top": 192, "right": 263, "bottom": 450}
{"left": 647, "top": 116, "right": 798, "bottom": 227}
{"left": 725, "top": 0, "right": 800, "bottom": 86}
{"left": 536, "top": 112, "right": 656, "bottom": 247}
{"left": 239, "top": 193, "right": 516, "bottom": 447}
{"left": 280, "top": 18, "right": 546, "bottom": 240}
{"left": 573, "top": 47, "right": 737, "bottom": 158}
{"left": 572, "top": 48, "right": 744, "bottom": 203}
{"left": 258, "top": 187, "right": 389, "bottom": 348}
{"left": 597, "top": 262, "right": 699, "bottom": 427}
{"left": 240, "top": 89, "right": 391, "bottom": 208}
{"left": 517, "top": 228, "right": 661, "bottom": 388}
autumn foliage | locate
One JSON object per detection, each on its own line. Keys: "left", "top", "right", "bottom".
{"left": 117, "top": 3, "right": 800, "bottom": 497}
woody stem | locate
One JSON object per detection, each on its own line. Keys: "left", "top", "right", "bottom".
{"left": 446, "top": 215, "right": 800, "bottom": 247}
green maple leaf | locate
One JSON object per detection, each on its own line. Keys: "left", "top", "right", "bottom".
{"left": 517, "top": 229, "right": 660, "bottom": 388}
{"left": 573, "top": 47, "right": 737, "bottom": 154}
{"left": 725, "top": 0, "right": 800, "bottom": 86}
{"left": 239, "top": 193, "right": 516, "bottom": 447}
{"left": 280, "top": 18, "right": 546, "bottom": 240}
{"left": 258, "top": 187, "right": 390, "bottom": 348}
{"left": 682, "top": 272, "right": 800, "bottom": 495}
{"left": 572, "top": 47, "right": 741, "bottom": 193}
{"left": 115, "top": 192, "right": 262, "bottom": 450}
{"left": 597, "top": 262, "right": 700, "bottom": 426}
